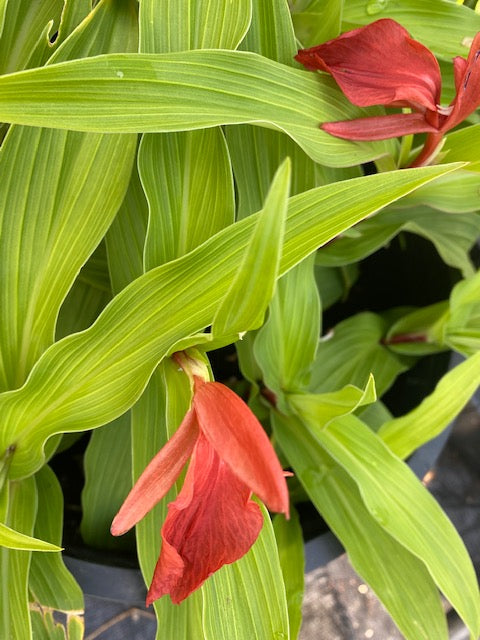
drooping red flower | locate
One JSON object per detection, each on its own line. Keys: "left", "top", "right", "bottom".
{"left": 111, "top": 375, "right": 289, "bottom": 605}
{"left": 295, "top": 19, "right": 480, "bottom": 166}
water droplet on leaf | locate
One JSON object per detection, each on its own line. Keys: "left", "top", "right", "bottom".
{"left": 366, "top": 0, "right": 388, "bottom": 15}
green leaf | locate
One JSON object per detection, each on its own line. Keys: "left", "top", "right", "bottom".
{"left": 80, "top": 413, "right": 135, "bottom": 551}
{"left": 385, "top": 301, "right": 449, "bottom": 356}
{"left": 254, "top": 254, "right": 320, "bottom": 396}
{"left": 0, "top": 477, "right": 36, "bottom": 639}
{"left": 342, "top": 0, "right": 480, "bottom": 59}
{"left": 241, "top": 0, "right": 297, "bottom": 65}
{"left": 29, "top": 466, "right": 83, "bottom": 611}
{"left": 288, "top": 376, "right": 376, "bottom": 427}
{"left": 445, "top": 270, "right": 480, "bottom": 354}
{"left": 273, "top": 508, "right": 304, "bottom": 640}
{"left": 0, "top": 522, "right": 60, "bottom": 552}
{"left": 273, "top": 411, "right": 448, "bottom": 640}
{"left": 0, "top": 164, "right": 460, "bottom": 480}
{"left": 379, "top": 350, "right": 480, "bottom": 459}
{"left": 291, "top": 0, "right": 343, "bottom": 47}
{"left": 443, "top": 123, "right": 480, "bottom": 163}
{"left": 400, "top": 167, "right": 480, "bottom": 213}
{"left": 213, "top": 159, "right": 289, "bottom": 337}
{"left": 105, "top": 157, "right": 149, "bottom": 294}
{"left": 140, "top": 128, "right": 235, "bottom": 269}
{"left": 56, "top": 0, "right": 92, "bottom": 45}
{"left": 0, "top": 0, "right": 138, "bottom": 390}
{"left": 309, "top": 312, "right": 409, "bottom": 396}
{"left": 203, "top": 503, "right": 289, "bottom": 640}
{"left": 315, "top": 413, "right": 480, "bottom": 638}
{"left": 0, "top": 49, "right": 396, "bottom": 167}
{"left": 0, "top": 0, "right": 63, "bottom": 74}
{"left": 140, "top": 0, "right": 251, "bottom": 53}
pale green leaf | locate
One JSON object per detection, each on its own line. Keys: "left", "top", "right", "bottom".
{"left": 203, "top": 503, "right": 289, "bottom": 640}
{"left": 316, "top": 414, "right": 480, "bottom": 637}
{"left": 0, "top": 522, "right": 60, "bottom": 552}
{"left": 105, "top": 158, "right": 149, "bottom": 294}
{"left": 379, "top": 350, "right": 480, "bottom": 458}
{"left": 213, "top": 159, "right": 289, "bottom": 336}
{"left": 0, "top": 0, "right": 138, "bottom": 390}
{"left": 140, "top": 0, "right": 251, "bottom": 53}
{"left": 29, "top": 466, "right": 83, "bottom": 611}
{"left": 288, "top": 376, "right": 376, "bottom": 428}
{"left": 273, "top": 412, "right": 448, "bottom": 640}
{"left": 443, "top": 123, "right": 480, "bottom": 163}
{"left": 400, "top": 167, "right": 480, "bottom": 213}
{"left": 385, "top": 301, "right": 449, "bottom": 356}
{"left": 342, "top": 0, "right": 480, "bottom": 59}
{"left": 445, "top": 270, "right": 480, "bottom": 354}
{"left": 0, "top": 50, "right": 395, "bottom": 168}
{"left": 80, "top": 413, "right": 135, "bottom": 551}
{"left": 273, "top": 508, "right": 304, "bottom": 640}
{"left": 0, "top": 165, "right": 461, "bottom": 480}
{"left": 241, "top": 0, "right": 297, "bottom": 65}
{"left": 140, "top": 128, "right": 235, "bottom": 269}
{"left": 0, "top": 477, "right": 36, "bottom": 639}
{"left": 56, "top": 0, "right": 92, "bottom": 45}
{"left": 309, "top": 312, "right": 408, "bottom": 396}
{"left": 254, "top": 254, "right": 320, "bottom": 396}
{"left": 0, "top": 0, "right": 63, "bottom": 74}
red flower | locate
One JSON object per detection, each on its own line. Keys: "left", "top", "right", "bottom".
{"left": 295, "top": 19, "right": 480, "bottom": 166}
{"left": 111, "top": 376, "right": 289, "bottom": 605}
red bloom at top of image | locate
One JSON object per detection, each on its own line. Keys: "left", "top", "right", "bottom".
{"left": 295, "top": 19, "right": 480, "bottom": 166}
{"left": 111, "top": 370, "right": 289, "bottom": 605}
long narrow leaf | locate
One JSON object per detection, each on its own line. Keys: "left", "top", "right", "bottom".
{"left": 0, "top": 50, "right": 394, "bottom": 167}
{"left": 0, "top": 165, "right": 461, "bottom": 480}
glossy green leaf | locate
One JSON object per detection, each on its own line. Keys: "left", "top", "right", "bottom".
{"left": 139, "top": 128, "right": 235, "bottom": 269}
{"left": 213, "top": 159, "right": 289, "bottom": 337}
{"left": 140, "top": 0, "right": 251, "bottom": 53}
{"left": 316, "top": 414, "right": 480, "bottom": 637}
{"left": 203, "top": 503, "right": 289, "bottom": 640}
{"left": 254, "top": 254, "right": 320, "bottom": 396}
{"left": 273, "top": 508, "right": 304, "bottom": 640}
{"left": 273, "top": 412, "right": 448, "bottom": 640}
{"left": 291, "top": 0, "right": 343, "bottom": 47}
{"left": 81, "top": 414, "right": 135, "bottom": 551}
{"left": 379, "top": 350, "right": 480, "bottom": 458}
{"left": 29, "top": 466, "right": 83, "bottom": 612}
{"left": 0, "top": 164, "right": 460, "bottom": 480}
{"left": 0, "top": 50, "right": 396, "bottom": 168}
{"left": 342, "top": 0, "right": 480, "bottom": 59}
{"left": 309, "top": 312, "right": 409, "bottom": 396}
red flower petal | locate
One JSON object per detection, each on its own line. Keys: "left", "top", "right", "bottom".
{"left": 322, "top": 112, "right": 437, "bottom": 140}
{"left": 442, "top": 32, "right": 480, "bottom": 132}
{"left": 295, "top": 19, "right": 441, "bottom": 112}
{"left": 111, "top": 410, "right": 199, "bottom": 536}
{"left": 146, "top": 434, "right": 263, "bottom": 605}
{"left": 192, "top": 378, "right": 289, "bottom": 516}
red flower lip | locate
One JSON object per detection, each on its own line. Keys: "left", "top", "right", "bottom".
{"left": 295, "top": 19, "right": 480, "bottom": 166}
{"left": 111, "top": 376, "right": 289, "bottom": 605}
